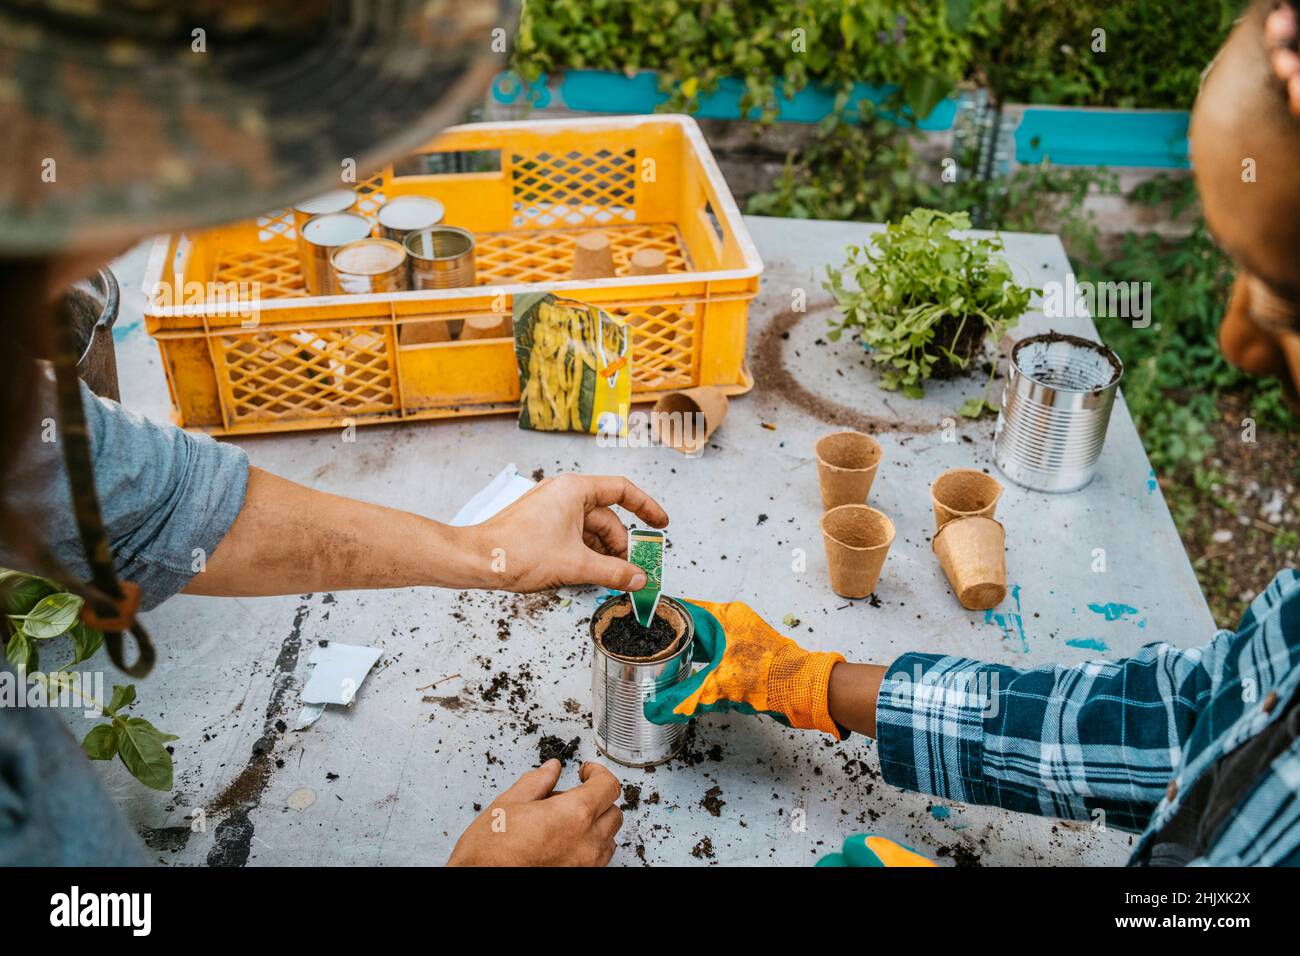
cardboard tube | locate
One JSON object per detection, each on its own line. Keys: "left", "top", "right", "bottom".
{"left": 651, "top": 387, "right": 729, "bottom": 455}
{"left": 815, "top": 431, "right": 882, "bottom": 510}
{"left": 820, "top": 505, "right": 895, "bottom": 599}
{"left": 930, "top": 468, "right": 1003, "bottom": 531}
{"left": 628, "top": 248, "right": 667, "bottom": 276}
{"left": 571, "top": 231, "right": 615, "bottom": 279}
{"left": 400, "top": 319, "right": 451, "bottom": 345}
{"left": 459, "top": 314, "right": 511, "bottom": 340}
{"left": 932, "top": 515, "right": 1007, "bottom": 611}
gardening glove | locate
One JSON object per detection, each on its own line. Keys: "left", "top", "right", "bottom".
{"left": 643, "top": 600, "right": 846, "bottom": 739}
{"left": 815, "top": 834, "right": 937, "bottom": 868}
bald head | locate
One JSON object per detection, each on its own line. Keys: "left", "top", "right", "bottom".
{"left": 1192, "top": 0, "right": 1300, "bottom": 302}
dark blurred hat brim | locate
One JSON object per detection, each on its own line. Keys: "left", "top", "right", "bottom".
{"left": 0, "top": 1, "right": 513, "bottom": 255}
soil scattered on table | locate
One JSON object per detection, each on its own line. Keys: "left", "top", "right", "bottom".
{"left": 935, "top": 842, "right": 983, "bottom": 867}
{"left": 600, "top": 610, "right": 677, "bottom": 658}
{"left": 620, "top": 784, "right": 642, "bottom": 811}
{"left": 691, "top": 837, "right": 716, "bottom": 860}
{"left": 753, "top": 307, "right": 935, "bottom": 435}
{"left": 701, "top": 785, "right": 726, "bottom": 817}
{"left": 538, "top": 734, "right": 580, "bottom": 766}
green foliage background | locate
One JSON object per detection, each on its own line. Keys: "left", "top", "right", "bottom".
{"left": 515, "top": 0, "right": 1243, "bottom": 113}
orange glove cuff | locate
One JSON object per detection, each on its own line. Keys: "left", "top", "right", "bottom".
{"left": 768, "top": 646, "right": 846, "bottom": 739}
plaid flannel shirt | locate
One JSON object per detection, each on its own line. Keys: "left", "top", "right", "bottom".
{"left": 876, "top": 569, "right": 1300, "bottom": 865}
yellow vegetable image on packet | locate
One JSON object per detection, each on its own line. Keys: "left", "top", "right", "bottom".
{"left": 513, "top": 292, "right": 630, "bottom": 436}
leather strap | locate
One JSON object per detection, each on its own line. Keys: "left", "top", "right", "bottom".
{"left": 49, "top": 292, "right": 155, "bottom": 677}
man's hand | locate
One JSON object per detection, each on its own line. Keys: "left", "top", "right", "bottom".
{"left": 190, "top": 468, "right": 667, "bottom": 598}
{"left": 469, "top": 473, "right": 669, "bottom": 593}
{"left": 447, "top": 760, "right": 624, "bottom": 866}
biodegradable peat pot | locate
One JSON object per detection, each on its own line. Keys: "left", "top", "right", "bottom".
{"left": 650, "top": 386, "right": 729, "bottom": 455}
{"left": 930, "top": 468, "right": 1003, "bottom": 531}
{"left": 815, "top": 431, "right": 882, "bottom": 510}
{"left": 571, "top": 231, "right": 615, "bottom": 279}
{"left": 459, "top": 314, "right": 511, "bottom": 340}
{"left": 590, "top": 595, "right": 694, "bottom": 767}
{"left": 400, "top": 317, "right": 452, "bottom": 345}
{"left": 820, "top": 504, "right": 895, "bottom": 599}
{"left": 932, "top": 515, "right": 1007, "bottom": 611}
{"left": 627, "top": 248, "right": 667, "bottom": 276}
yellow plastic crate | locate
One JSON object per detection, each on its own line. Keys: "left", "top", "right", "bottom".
{"left": 141, "top": 114, "right": 762, "bottom": 436}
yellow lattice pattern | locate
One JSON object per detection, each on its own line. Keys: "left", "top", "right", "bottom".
{"left": 207, "top": 221, "right": 699, "bottom": 393}
{"left": 215, "top": 326, "right": 397, "bottom": 425}
{"left": 511, "top": 148, "right": 636, "bottom": 229}
{"left": 472, "top": 222, "right": 688, "bottom": 284}
{"left": 616, "top": 303, "right": 698, "bottom": 392}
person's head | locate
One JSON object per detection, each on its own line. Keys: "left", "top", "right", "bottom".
{"left": 0, "top": 0, "right": 511, "bottom": 476}
{"left": 1192, "top": 0, "right": 1300, "bottom": 391}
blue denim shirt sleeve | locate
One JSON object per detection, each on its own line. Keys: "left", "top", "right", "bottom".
{"left": 0, "top": 374, "right": 248, "bottom": 609}
{"left": 875, "top": 638, "right": 1221, "bottom": 833}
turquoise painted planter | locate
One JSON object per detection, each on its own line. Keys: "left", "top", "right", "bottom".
{"left": 493, "top": 69, "right": 958, "bottom": 131}
{"left": 1012, "top": 107, "right": 1190, "bottom": 169}
{"left": 490, "top": 71, "right": 1191, "bottom": 170}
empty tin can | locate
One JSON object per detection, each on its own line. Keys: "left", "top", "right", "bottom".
{"left": 330, "top": 238, "right": 409, "bottom": 294}
{"left": 300, "top": 212, "right": 372, "bottom": 295}
{"left": 404, "top": 225, "right": 476, "bottom": 290}
{"left": 994, "top": 332, "right": 1124, "bottom": 493}
{"left": 590, "top": 595, "right": 694, "bottom": 767}
{"left": 293, "top": 190, "right": 357, "bottom": 294}
{"left": 376, "top": 195, "right": 445, "bottom": 245}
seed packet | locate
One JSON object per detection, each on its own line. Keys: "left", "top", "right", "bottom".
{"left": 513, "top": 292, "right": 629, "bottom": 436}
{"left": 628, "top": 529, "right": 664, "bottom": 627}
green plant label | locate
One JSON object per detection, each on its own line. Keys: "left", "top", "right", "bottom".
{"left": 627, "top": 530, "right": 664, "bottom": 627}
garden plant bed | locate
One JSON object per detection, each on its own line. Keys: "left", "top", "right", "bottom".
{"left": 1163, "top": 391, "right": 1300, "bottom": 629}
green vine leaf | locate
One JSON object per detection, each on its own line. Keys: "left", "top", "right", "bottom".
{"left": 107, "top": 684, "right": 137, "bottom": 715}
{"left": 0, "top": 571, "right": 57, "bottom": 616}
{"left": 68, "top": 622, "right": 105, "bottom": 667}
{"left": 21, "top": 592, "right": 83, "bottom": 639}
{"left": 4, "top": 631, "right": 31, "bottom": 672}
{"left": 113, "top": 717, "right": 178, "bottom": 791}
{"left": 1, "top": 570, "right": 178, "bottom": 793}
{"left": 82, "top": 724, "right": 118, "bottom": 761}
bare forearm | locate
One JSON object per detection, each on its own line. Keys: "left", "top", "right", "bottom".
{"left": 827, "top": 662, "right": 886, "bottom": 738}
{"left": 184, "top": 467, "right": 487, "bottom": 597}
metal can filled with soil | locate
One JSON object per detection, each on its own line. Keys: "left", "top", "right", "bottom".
{"left": 590, "top": 594, "right": 694, "bottom": 767}
{"left": 994, "top": 332, "right": 1124, "bottom": 493}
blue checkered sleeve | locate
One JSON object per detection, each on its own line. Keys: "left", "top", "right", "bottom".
{"left": 875, "top": 639, "right": 1224, "bottom": 833}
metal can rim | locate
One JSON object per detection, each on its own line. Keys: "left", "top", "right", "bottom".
{"left": 403, "top": 225, "right": 476, "bottom": 262}
{"left": 590, "top": 594, "right": 695, "bottom": 665}
{"left": 1010, "top": 332, "right": 1124, "bottom": 395}
{"left": 377, "top": 195, "right": 446, "bottom": 230}
{"left": 329, "top": 237, "right": 407, "bottom": 276}
{"left": 292, "top": 188, "right": 358, "bottom": 217}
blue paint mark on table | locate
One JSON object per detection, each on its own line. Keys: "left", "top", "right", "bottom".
{"left": 1066, "top": 637, "right": 1109, "bottom": 652}
{"left": 1087, "top": 602, "right": 1138, "bottom": 622}
{"left": 984, "top": 584, "right": 1028, "bottom": 653}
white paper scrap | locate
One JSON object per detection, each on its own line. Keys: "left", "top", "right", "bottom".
{"left": 300, "top": 642, "right": 383, "bottom": 710}
{"left": 294, "top": 702, "right": 327, "bottom": 731}
{"left": 450, "top": 463, "right": 536, "bottom": 526}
